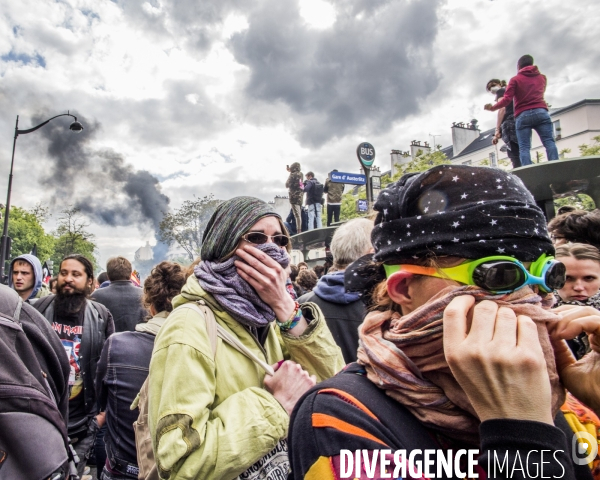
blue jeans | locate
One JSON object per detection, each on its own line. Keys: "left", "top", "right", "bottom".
{"left": 307, "top": 203, "right": 322, "bottom": 230}
{"left": 515, "top": 108, "right": 559, "bottom": 166}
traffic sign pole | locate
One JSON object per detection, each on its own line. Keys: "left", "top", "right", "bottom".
{"left": 356, "top": 142, "right": 376, "bottom": 213}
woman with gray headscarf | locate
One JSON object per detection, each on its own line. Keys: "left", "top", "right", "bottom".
{"left": 147, "top": 196, "right": 344, "bottom": 480}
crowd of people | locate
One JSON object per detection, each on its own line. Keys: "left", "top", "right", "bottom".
{"left": 285, "top": 163, "right": 345, "bottom": 233}
{"left": 5, "top": 160, "right": 600, "bottom": 479}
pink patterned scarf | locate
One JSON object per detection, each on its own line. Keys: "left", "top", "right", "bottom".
{"left": 357, "top": 285, "right": 565, "bottom": 444}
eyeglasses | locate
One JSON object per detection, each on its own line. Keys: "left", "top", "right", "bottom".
{"left": 241, "top": 231, "right": 289, "bottom": 248}
{"left": 384, "top": 254, "right": 566, "bottom": 294}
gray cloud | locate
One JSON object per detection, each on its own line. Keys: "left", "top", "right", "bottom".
{"left": 229, "top": 0, "right": 443, "bottom": 147}
{"left": 36, "top": 113, "right": 171, "bottom": 258}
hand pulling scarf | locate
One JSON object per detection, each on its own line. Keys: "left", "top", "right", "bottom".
{"left": 357, "top": 285, "right": 565, "bottom": 444}
{"left": 195, "top": 243, "right": 290, "bottom": 328}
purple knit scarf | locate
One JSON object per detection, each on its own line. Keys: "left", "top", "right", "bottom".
{"left": 195, "top": 243, "right": 290, "bottom": 328}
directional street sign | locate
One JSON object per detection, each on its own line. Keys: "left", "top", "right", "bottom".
{"left": 329, "top": 171, "right": 366, "bottom": 185}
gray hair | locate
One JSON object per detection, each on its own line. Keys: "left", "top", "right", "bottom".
{"left": 331, "top": 218, "right": 374, "bottom": 270}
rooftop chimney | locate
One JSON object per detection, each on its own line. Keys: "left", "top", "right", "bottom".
{"left": 451, "top": 120, "right": 480, "bottom": 156}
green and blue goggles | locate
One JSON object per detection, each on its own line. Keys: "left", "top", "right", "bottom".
{"left": 384, "top": 254, "right": 566, "bottom": 294}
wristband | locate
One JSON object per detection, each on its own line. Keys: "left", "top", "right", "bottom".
{"left": 277, "top": 302, "right": 302, "bottom": 331}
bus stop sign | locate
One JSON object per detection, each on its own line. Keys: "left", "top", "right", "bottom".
{"left": 357, "top": 142, "right": 375, "bottom": 171}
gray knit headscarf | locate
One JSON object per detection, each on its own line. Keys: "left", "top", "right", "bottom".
{"left": 197, "top": 196, "right": 290, "bottom": 328}
{"left": 201, "top": 196, "right": 281, "bottom": 262}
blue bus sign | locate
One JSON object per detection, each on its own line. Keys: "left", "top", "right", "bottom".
{"left": 329, "top": 171, "right": 366, "bottom": 185}
{"left": 357, "top": 142, "right": 375, "bottom": 170}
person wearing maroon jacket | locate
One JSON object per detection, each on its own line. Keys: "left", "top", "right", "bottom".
{"left": 485, "top": 54, "right": 559, "bottom": 166}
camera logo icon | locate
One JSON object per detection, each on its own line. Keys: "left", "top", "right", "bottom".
{"left": 572, "top": 432, "right": 599, "bottom": 465}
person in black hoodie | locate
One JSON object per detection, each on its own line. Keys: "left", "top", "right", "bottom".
{"left": 298, "top": 218, "right": 373, "bottom": 363}
{"left": 289, "top": 165, "right": 600, "bottom": 479}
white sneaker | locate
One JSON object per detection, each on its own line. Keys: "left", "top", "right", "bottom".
{"left": 81, "top": 476, "right": 92, "bottom": 480}
{"left": 83, "top": 466, "right": 91, "bottom": 475}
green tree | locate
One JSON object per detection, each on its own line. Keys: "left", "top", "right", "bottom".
{"left": 52, "top": 207, "right": 98, "bottom": 271}
{"left": 159, "top": 195, "right": 221, "bottom": 261}
{"left": 554, "top": 194, "right": 596, "bottom": 213}
{"left": 1, "top": 206, "right": 55, "bottom": 265}
{"left": 339, "top": 186, "right": 367, "bottom": 221}
{"left": 579, "top": 135, "right": 600, "bottom": 156}
{"left": 392, "top": 149, "right": 451, "bottom": 180}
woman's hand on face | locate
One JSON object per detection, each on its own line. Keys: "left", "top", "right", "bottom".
{"left": 549, "top": 305, "right": 600, "bottom": 414}
{"left": 443, "top": 296, "right": 554, "bottom": 424}
{"left": 235, "top": 245, "right": 296, "bottom": 321}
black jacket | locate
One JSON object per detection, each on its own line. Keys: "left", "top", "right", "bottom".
{"left": 298, "top": 290, "right": 365, "bottom": 364}
{"left": 91, "top": 280, "right": 147, "bottom": 332}
{"left": 34, "top": 295, "right": 115, "bottom": 425}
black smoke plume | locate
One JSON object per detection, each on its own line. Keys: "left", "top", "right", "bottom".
{"left": 36, "top": 114, "right": 170, "bottom": 261}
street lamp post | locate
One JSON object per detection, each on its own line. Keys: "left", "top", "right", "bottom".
{"left": 0, "top": 112, "right": 83, "bottom": 282}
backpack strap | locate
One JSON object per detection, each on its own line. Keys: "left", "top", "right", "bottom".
{"left": 179, "top": 301, "right": 275, "bottom": 376}
{"left": 12, "top": 297, "right": 23, "bottom": 322}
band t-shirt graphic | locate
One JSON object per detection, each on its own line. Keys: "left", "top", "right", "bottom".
{"left": 52, "top": 308, "right": 87, "bottom": 431}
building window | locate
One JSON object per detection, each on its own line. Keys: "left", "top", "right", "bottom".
{"left": 553, "top": 119, "right": 561, "bottom": 139}
{"left": 462, "top": 160, "right": 472, "bottom": 165}
{"left": 489, "top": 152, "right": 496, "bottom": 166}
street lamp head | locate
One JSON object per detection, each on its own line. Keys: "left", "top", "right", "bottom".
{"left": 69, "top": 120, "right": 84, "bottom": 133}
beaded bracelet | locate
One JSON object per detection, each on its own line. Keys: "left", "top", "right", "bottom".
{"left": 277, "top": 302, "right": 303, "bottom": 331}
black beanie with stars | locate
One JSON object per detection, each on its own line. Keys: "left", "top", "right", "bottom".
{"left": 371, "top": 165, "right": 554, "bottom": 263}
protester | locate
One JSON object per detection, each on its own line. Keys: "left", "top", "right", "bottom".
{"left": 296, "top": 269, "right": 318, "bottom": 295}
{"left": 147, "top": 196, "right": 344, "bottom": 479}
{"left": 286, "top": 162, "right": 304, "bottom": 234}
{"left": 289, "top": 264, "right": 303, "bottom": 298}
{"left": 313, "top": 264, "right": 324, "bottom": 279}
{"left": 0, "top": 284, "right": 73, "bottom": 479}
{"left": 49, "top": 276, "right": 58, "bottom": 294}
{"left": 33, "top": 254, "right": 115, "bottom": 479}
{"left": 303, "top": 171, "right": 324, "bottom": 230}
{"left": 553, "top": 243, "right": 600, "bottom": 360}
{"left": 298, "top": 261, "right": 308, "bottom": 271}
{"left": 284, "top": 207, "right": 308, "bottom": 235}
{"left": 8, "top": 253, "right": 51, "bottom": 302}
{"left": 548, "top": 209, "right": 600, "bottom": 249}
{"left": 97, "top": 271, "right": 109, "bottom": 289}
{"left": 486, "top": 78, "right": 521, "bottom": 168}
{"left": 485, "top": 54, "right": 559, "bottom": 166}
{"left": 298, "top": 218, "right": 373, "bottom": 363}
{"left": 289, "top": 165, "right": 600, "bottom": 479}
{"left": 91, "top": 256, "right": 147, "bottom": 332}
{"left": 324, "top": 170, "right": 345, "bottom": 226}
{"left": 96, "top": 261, "right": 186, "bottom": 480}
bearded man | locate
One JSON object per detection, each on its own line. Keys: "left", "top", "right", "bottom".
{"left": 34, "top": 254, "right": 114, "bottom": 479}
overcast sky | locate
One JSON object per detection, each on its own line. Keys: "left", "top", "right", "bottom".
{"left": 1, "top": 0, "right": 598, "bottom": 264}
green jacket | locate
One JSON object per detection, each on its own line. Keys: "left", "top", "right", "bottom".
{"left": 324, "top": 178, "right": 344, "bottom": 204}
{"left": 148, "top": 275, "right": 345, "bottom": 480}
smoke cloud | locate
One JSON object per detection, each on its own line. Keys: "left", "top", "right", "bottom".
{"left": 37, "top": 114, "right": 170, "bottom": 261}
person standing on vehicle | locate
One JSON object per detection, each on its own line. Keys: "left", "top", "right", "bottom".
{"left": 285, "top": 163, "right": 304, "bottom": 234}
{"left": 324, "top": 170, "right": 345, "bottom": 226}
{"left": 484, "top": 54, "right": 559, "bottom": 166}
{"left": 304, "top": 172, "right": 324, "bottom": 231}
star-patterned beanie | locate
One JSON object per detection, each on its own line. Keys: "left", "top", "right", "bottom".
{"left": 372, "top": 164, "right": 554, "bottom": 263}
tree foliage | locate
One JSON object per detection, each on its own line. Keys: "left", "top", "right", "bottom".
{"left": 2, "top": 206, "right": 55, "bottom": 264}
{"left": 52, "top": 207, "right": 98, "bottom": 271}
{"left": 339, "top": 186, "right": 367, "bottom": 222}
{"left": 579, "top": 135, "right": 600, "bottom": 156}
{"left": 159, "top": 195, "right": 221, "bottom": 261}
{"left": 554, "top": 194, "right": 596, "bottom": 213}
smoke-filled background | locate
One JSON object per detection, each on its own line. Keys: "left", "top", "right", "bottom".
{"left": 0, "top": 0, "right": 599, "bottom": 262}
{"left": 38, "top": 116, "right": 170, "bottom": 261}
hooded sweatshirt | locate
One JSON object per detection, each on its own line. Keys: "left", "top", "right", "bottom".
{"left": 8, "top": 254, "right": 48, "bottom": 300}
{"left": 298, "top": 271, "right": 366, "bottom": 363}
{"left": 491, "top": 65, "right": 548, "bottom": 118}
